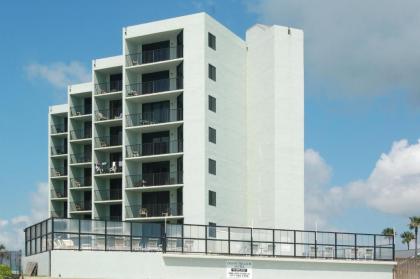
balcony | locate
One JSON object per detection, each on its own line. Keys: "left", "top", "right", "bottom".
{"left": 51, "top": 145, "right": 67, "bottom": 156}
{"left": 125, "top": 202, "right": 182, "bottom": 219}
{"left": 95, "top": 81, "right": 123, "bottom": 96}
{"left": 126, "top": 109, "right": 183, "bottom": 130}
{"left": 94, "top": 189, "right": 123, "bottom": 203}
{"left": 50, "top": 124, "right": 67, "bottom": 135}
{"left": 95, "top": 109, "right": 123, "bottom": 123}
{"left": 126, "top": 46, "right": 183, "bottom": 67}
{"left": 70, "top": 105, "right": 92, "bottom": 118}
{"left": 126, "top": 172, "right": 183, "bottom": 189}
{"left": 95, "top": 135, "right": 122, "bottom": 150}
{"left": 126, "top": 140, "right": 183, "bottom": 160}
{"left": 126, "top": 77, "right": 183, "bottom": 98}
{"left": 70, "top": 201, "right": 92, "bottom": 212}
{"left": 95, "top": 161, "right": 122, "bottom": 176}
{"left": 94, "top": 215, "right": 122, "bottom": 222}
{"left": 51, "top": 168, "right": 67, "bottom": 178}
{"left": 70, "top": 128, "right": 92, "bottom": 141}
{"left": 51, "top": 190, "right": 67, "bottom": 199}
{"left": 70, "top": 153, "right": 91, "bottom": 165}
{"left": 50, "top": 210, "right": 66, "bottom": 218}
{"left": 70, "top": 177, "right": 92, "bottom": 189}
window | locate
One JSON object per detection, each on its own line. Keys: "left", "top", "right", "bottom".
{"left": 208, "top": 95, "right": 216, "bottom": 112}
{"left": 208, "top": 33, "right": 216, "bottom": 50}
{"left": 208, "top": 64, "right": 216, "bottom": 81}
{"left": 209, "top": 190, "right": 216, "bottom": 206}
{"left": 208, "top": 222, "right": 216, "bottom": 238}
{"left": 209, "top": 159, "right": 216, "bottom": 175}
{"left": 209, "top": 127, "right": 216, "bottom": 144}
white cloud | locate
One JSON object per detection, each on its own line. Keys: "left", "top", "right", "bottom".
{"left": 0, "top": 182, "right": 48, "bottom": 250}
{"left": 249, "top": 0, "right": 420, "bottom": 100}
{"left": 305, "top": 140, "right": 420, "bottom": 230}
{"left": 25, "top": 61, "right": 90, "bottom": 89}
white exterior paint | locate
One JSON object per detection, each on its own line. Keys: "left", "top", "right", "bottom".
{"left": 23, "top": 251, "right": 395, "bottom": 279}
{"left": 246, "top": 24, "right": 304, "bottom": 229}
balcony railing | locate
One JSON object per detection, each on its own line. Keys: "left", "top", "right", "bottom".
{"left": 51, "top": 124, "right": 67, "bottom": 134}
{"left": 70, "top": 201, "right": 92, "bottom": 212}
{"left": 95, "top": 189, "right": 123, "bottom": 201}
{"left": 126, "top": 77, "right": 183, "bottom": 97}
{"left": 25, "top": 218, "right": 395, "bottom": 261}
{"left": 70, "top": 177, "right": 92, "bottom": 188}
{"left": 50, "top": 211, "right": 66, "bottom": 218}
{"left": 51, "top": 168, "right": 67, "bottom": 177}
{"left": 95, "top": 109, "right": 123, "bottom": 121}
{"left": 70, "top": 153, "right": 91, "bottom": 164}
{"left": 70, "top": 105, "right": 92, "bottom": 117}
{"left": 70, "top": 128, "right": 92, "bottom": 140}
{"left": 126, "top": 203, "right": 182, "bottom": 218}
{"left": 51, "top": 190, "right": 67, "bottom": 199}
{"left": 126, "top": 172, "right": 183, "bottom": 188}
{"left": 95, "top": 161, "right": 122, "bottom": 174}
{"left": 95, "top": 81, "right": 123, "bottom": 95}
{"left": 126, "top": 46, "right": 183, "bottom": 67}
{"left": 126, "top": 140, "right": 183, "bottom": 158}
{"left": 51, "top": 145, "right": 67, "bottom": 156}
{"left": 126, "top": 109, "right": 183, "bottom": 127}
{"left": 95, "top": 135, "right": 122, "bottom": 148}
{"left": 94, "top": 215, "right": 122, "bottom": 222}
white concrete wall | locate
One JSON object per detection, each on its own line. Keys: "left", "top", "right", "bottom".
{"left": 246, "top": 24, "right": 304, "bottom": 230}
{"left": 22, "top": 251, "right": 50, "bottom": 276}
{"left": 25, "top": 251, "right": 394, "bottom": 279}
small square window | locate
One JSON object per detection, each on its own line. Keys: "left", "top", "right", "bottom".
{"left": 209, "top": 127, "right": 216, "bottom": 144}
{"left": 209, "top": 159, "right": 216, "bottom": 175}
{"left": 208, "top": 64, "right": 216, "bottom": 81}
{"left": 208, "top": 33, "right": 216, "bottom": 50}
{"left": 208, "top": 222, "right": 216, "bottom": 238}
{"left": 209, "top": 190, "right": 216, "bottom": 206}
{"left": 208, "top": 95, "right": 216, "bottom": 112}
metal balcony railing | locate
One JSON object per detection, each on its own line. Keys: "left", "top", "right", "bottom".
{"left": 126, "top": 109, "right": 183, "bottom": 127}
{"left": 70, "top": 177, "right": 92, "bottom": 188}
{"left": 95, "top": 108, "right": 123, "bottom": 121}
{"left": 70, "top": 128, "right": 92, "bottom": 140}
{"left": 51, "top": 124, "right": 67, "bottom": 134}
{"left": 50, "top": 210, "right": 66, "bottom": 218}
{"left": 70, "top": 153, "right": 91, "bottom": 164}
{"left": 126, "top": 46, "right": 183, "bottom": 67}
{"left": 70, "top": 105, "right": 92, "bottom": 117}
{"left": 51, "top": 168, "right": 68, "bottom": 177}
{"left": 51, "top": 190, "right": 67, "bottom": 199}
{"left": 70, "top": 201, "right": 92, "bottom": 212}
{"left": 95, "top": 81, "right": 123, "bottom": 95}
{"left": 126, "top": 77, "right": 183, "bottom": 97}
{"left": 95, "top": 161, "right": 123, "bottom": 174}
{"left": 126, "top": 172, "right": 183, "bottom": 188}
{"left": 95, "top": 135, "right": 122, "bottom": 148}
{"left": 94, "top": 189, "right": 123, "bottom": 201}
{"left": 51, "top": 145, "right": 67, "bottom": 156}
{"left": 126, "top": 140, "right": 183, "bottom": 158}
{"left": 94, "top": 215, "right": 122, "bottom": 222}
{"left": 126, "top": 202, "right": 182, "bottom": 218}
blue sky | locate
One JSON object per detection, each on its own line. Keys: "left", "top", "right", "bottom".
{"left": 1, "top": 0, "right": 420, "bottom": 249}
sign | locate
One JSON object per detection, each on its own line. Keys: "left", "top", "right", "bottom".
{"left": 226, "top": 261, "right": 252, "bottom": 278}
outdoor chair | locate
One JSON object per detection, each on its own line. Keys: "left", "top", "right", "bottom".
{"left": 140, "top": 208, "right": 148, "bottom": 217}
{"left": 109, "top": 161, "right": 117, "bottom": 173}
{"left": 96, "top": 111, "right": 107, "bottom": 121}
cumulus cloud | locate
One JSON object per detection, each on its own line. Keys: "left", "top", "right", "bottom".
{"left": 305, "top": 140, "right": 420, "bottom": 230}
{"left": 0, "top": 182, "right": 48, "bottom": 250}
{"left": 249, "top": 0, "right": 420, "bottom": 100}
{"left": 25, "top": 61, "right": 90, "bottom": 89}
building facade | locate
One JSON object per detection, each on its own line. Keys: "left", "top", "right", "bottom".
{"left": 48, "top": 12, "right": 304, "bottom": 231}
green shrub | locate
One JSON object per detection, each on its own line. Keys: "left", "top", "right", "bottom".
{"left": 0, "top": 264, "right": 12, "bottom": 279}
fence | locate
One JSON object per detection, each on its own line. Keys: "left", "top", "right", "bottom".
{"left": 0, "top": 250, "right": 22, "bottom": 275}
{"left": 394, "top": 258, "right": 420, "bottom": 279}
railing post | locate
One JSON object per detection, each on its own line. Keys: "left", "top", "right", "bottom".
{"left": 51, "top": 218, "right": 55, "bottom": 251}
{"left": 314, "top": 231, "right": 317, "bottom": 259}
{"left": 130, "top": 222, "right": 133, "bottom": 252}
{"left": 228, "top": 227, "right": 231, "bottom": 255}
{"left": 181, "top": 224, "right": 184, "bottom": 254}
{"left": 105, "top": 220, "right": 108, "bottom": 251}
{"left": 293, "top": 230, "right": 296, "bottom": 257}
{"left": 354, "top": 234, "right": 357, "bottom": 260}
{"left": 373, "top": 235, "right": 376, "bottom": 260}
{"left": 272, "top": 229, "right": 275, "bottom": 257}
{"left": 205, "top": 225, "right": 208, "bottom": 255}
{"left": 334, "top": 232, "right": 337, "bottom": 259}
{"left": 392, "top": 234, "right": 395, "bottom": 261}
{"left": 78, "top": 219, "right": 81, "bottom": 251}
{"left": 250, "top": 228, "right": 253, "bottom": 256}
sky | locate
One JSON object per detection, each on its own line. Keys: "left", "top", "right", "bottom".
{"left": 1, "top": 0, "right": 420, "bottom": 249}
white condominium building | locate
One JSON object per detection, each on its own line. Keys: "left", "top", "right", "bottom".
{"left": 48, "top": 12, "right": 304, "bottom": 231}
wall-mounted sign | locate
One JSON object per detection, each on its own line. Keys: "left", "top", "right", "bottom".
{"left": 226, "top": 261, "right": 252, "bottom": 278}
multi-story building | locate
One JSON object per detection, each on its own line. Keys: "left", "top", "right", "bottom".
{"left": 48, "top": 12, "right": 304, "bottom": 231}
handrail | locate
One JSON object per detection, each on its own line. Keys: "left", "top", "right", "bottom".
{"left": 126, "top": 172, "right": 183, "bottom": 188}
{"left": 126, "top": 140, "right": 183, "bottom": 158}
{"left": 126, "top": 77, "right": 183, "bottom": 96}
{"left": 126, "top": 108, "right": 183, "bottom": 127}
{"left": 126, "top": 46, "right": 183, "bottom": 66}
